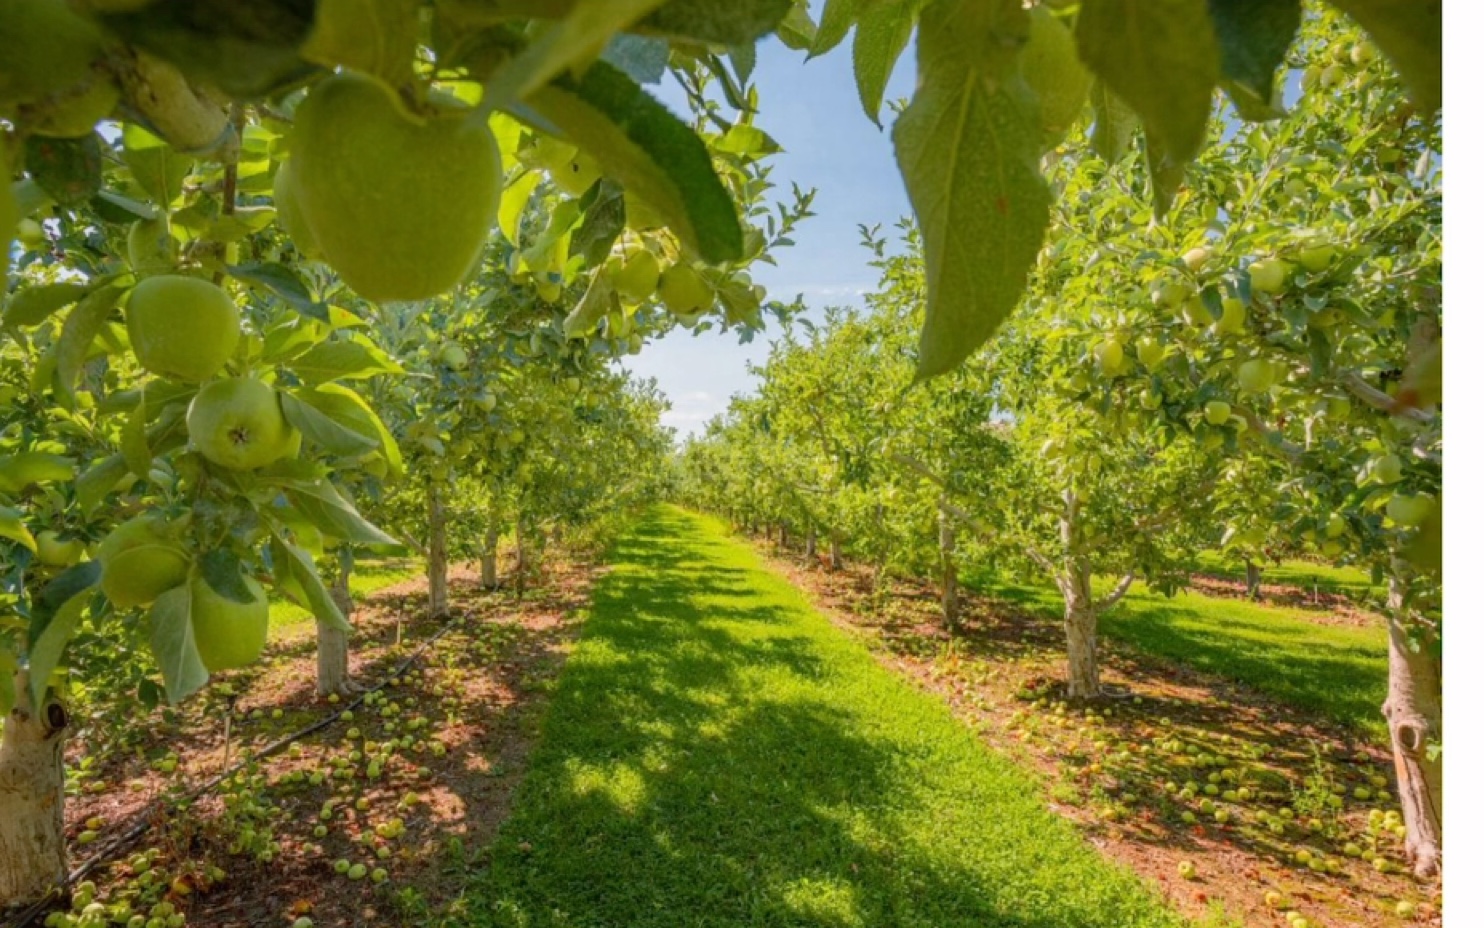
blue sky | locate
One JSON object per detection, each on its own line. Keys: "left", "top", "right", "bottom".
{"left": 625, "top": 22, "right": 917, "bottom": 438}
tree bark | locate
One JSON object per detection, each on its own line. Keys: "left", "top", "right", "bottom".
{"left": 828, "top": 533, "right": 843, "bottom": 571}
{"left": 0, "top": 670, "right": 67, "bottom": 909}
{"left": 1244, "top": 560, "right": 1262, "bottom": 600}
{"left": 316, "top": 552, "right": 357, "bottom": 697}
{"left": 1382, "top": 569, "right": 1442, "bottom": 879}
{"left": 939, "top": 509, "right": 960, "bottom": 632}
{"left": 479, "top": 522, "right": 499, "bottom": 591}
{"left": 1061, "top": 560, "right": 1101, "bottom": 701}
{"left": 804, "top": 527, "right": 817, "bottom": 562}
{"left": 779, "top": 524, "right": 790, "bottom": 548}
{"left": 514, "top": 518, "right": 527, "bottom": 598}
{"left": 426, "top": 483, "right": 449, "bottom": 618}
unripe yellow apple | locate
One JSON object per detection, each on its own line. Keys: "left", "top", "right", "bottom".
{"left": 1136, "top": 337, "right": 1165, "bottom": 370}
{"left": 1151, "top": 278, "right": 1191, "bottom": 309}
{"left": 1205, "top": 401, "right": 1232, "bottom": 426}
{"left": 1296, "top": 241, "right": 1336, "bottom": 273}
{"left": 127, "top": 216, "right": 178, "bottom": 276}
{"left": 127, "top": 276, "right": 241, "bottom": 382}
{"left": 611, "top": 249, "right": 661, "bottom": 303}
{"left": 190, "top": 571, "right": 269, "bottom": 672}
{"left": 97, "top": 515, "right": 190, "bottom": 609}
{"left": 658, "top": 264, "right": 714, "bottom": 315}
{"left": 1386, "top": 494, "right": 1432, "bottom": 528}
{"left": 1248, "top": 258, "right": 1290, "bottom": 294}
{"left": 1237, "top": 358, "right": 1276, "bottom": 394}
{"left": 1370, "top": 453, "right": 1403, "bottom": 485}
{"left": 186, "top": 378, "right": 297, "bottom": 470}
{"left": 1181, "top": 246, "right": 1212, "bottom": 272}
{"left": 1094, "top": 338, "right": 1125, "bottom": 376}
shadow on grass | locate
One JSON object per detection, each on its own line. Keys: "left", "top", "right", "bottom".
{"left": 462, "top": 508, "right": 1177, "bottom": 928}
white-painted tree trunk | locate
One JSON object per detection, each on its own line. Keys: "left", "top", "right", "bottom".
{"left": 317, "top": 555, "right": 356, "bottom": 697}
{"left": 0, "top": 670, "right": 67, "bottom": 909}
{"left": 828, "top": 533, "right": 843, "bottom": 571}
{"left": 426, "top": 484, "right": 449, "bottom": 618}
{"left": 1383, "top": 569, "right": 1442, "bottom": 878}
{"left": 1244, "top": 560, "right": 1262, "bottom": 600}
{"left": 939, "top": 510, "right": 959, "bottom": 631}
{"left": 479, "top": 521, "right": 499, "bottom": 591}
{"left": 1060, "top": 559, "right": 1100, "bottom": 701}
{"left": 804, "top": 528, "right": 817, "bottom": 561}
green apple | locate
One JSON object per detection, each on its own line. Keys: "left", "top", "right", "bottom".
{"left": 1183, "top": 298, "right": 1214, "bottom": 327}
{"left": 1094, "top": 338, "right": 1125, "bottom": 376}
{"left": 1296, "top": 241, "right": 1336, "bottom": 273}
{"left": 1177, "top": 860, "right": 1196, "bottom": 880}
{"left": 0, "top": 0, "right": 105, "bottom": 108}
{"left": 190, "top": 570, "right": 268, "bottom": 672}
{"left": 127, "top": 275, "right": 241, "bottom": 382}
{"left": 1205, "top": 401, "right": 1232, "bottom": 426}
{"left": 1136, "top": 337, "right": 1165, "bottom": 370}
{"left": 658, "top": 264, "right": 714, "bottom": 315}
{"left": 127, "top": 216, "right": 178, "bottom": 276}
{"left": 273, "top": 159, "right": 322, "bottom": 259}
{"left": 96, "top": 515, "right": 190, "bottom": 609}
{"left": 30, "top": 74, "right": 119, "bottom": 138}
{"left": 611, "top": 249, "right": 661, "bottom": 303}
{"left": 1386, "top": 494, "right": 1432, "bottom": 528}
{"left": 186, "top": 378, "right": 297, "bottom": 470}
{"left": 291, "top": 72, "right": 501, "bottom": 302}
{"left": 1151, "top": 278, "right": 1191, "bottom": 309}
{"left": 34, "top": 530, "right": 86, "bottom": 567}
{"left": 473, "top": 392, "right": 497, "bottom": 412}
{"left": 1248, "top": 258, "right": 1290, "bottom": 294}
{"left": 1214, "top": 298, "right": 1246, "bottom": 335}
{"left": 1019, "top": 5, "right": 1093, "bottom": 147}
{"left": 1324, "top": 514, "right": 1346, "bottom": 538}
{"left": 1237, "top": 358, "right": 1277, "bottom": 394}
{"left": 1370, "top": 453, "right": 1404, "bottom": 485}
{"left": 1350, "top": 42, "right": 1377, "bottom": 66}
{"left": 439, "top": 343, "right": 469, "bottom": 370}
{"left": 1181, "top": 246, "right": 1211, "bottom": 273}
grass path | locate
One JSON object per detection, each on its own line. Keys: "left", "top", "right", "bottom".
{"left": 967, "top": 570, "right": 1388, "bottom": 741}
{"left": 463, "top": 506, "right": 1181, "bottom": 928}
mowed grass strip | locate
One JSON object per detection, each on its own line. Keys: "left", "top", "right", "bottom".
{"left": 968, "top": 571, "right": 1388, "bottom": 742}
{"left": 465, "top": 506, "right": 1180, "bottom": 928}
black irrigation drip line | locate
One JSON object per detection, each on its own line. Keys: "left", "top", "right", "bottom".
{"left": 3, "top": 606, "right": 473, "bottom": 928}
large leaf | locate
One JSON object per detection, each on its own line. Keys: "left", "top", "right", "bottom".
{"left": 892, "top": 0, "right": 1050, "bottom": 380}
{"left": 287, "top": 336, "right": 402, "bottom": 384}
{"left": 0, "top": 452, "right": 75, "bottom": 494}
{"left": 76, "top": 455, "right": 132, "bottom": 513}
{"left": 528, "top": 60, "right": 743, "bottom": 263}
{"left": 1089, "top": 79, "right": 1138, "bottom": 163}
{"left": 54, "top": 284, "right": 125, "bottom": 408}
{"left": 852, "top": 0, "right": 918, "bottom": 125}
{"left": 0, "top": 506, "right": 36, "bottom": 553}
{"left": 281, "top": 391, "right": 380, "bottom": 456}
{"left": 2, "top": 282, "right": 95, "bottom": 329}
{"left": 565, "top": 267, "right": 619, "bottom": 338}
{"left": 1324, "top": 0, "right": 1441, "bottom": 112}
{"left": 26, "top": 561, "right": 101, "bottom": 707}
{"left": 1207, "top": 0, "right": 1301, "bottom": 120}
{"left": 498, "top": 170, "right": 543, "bottom": 246}
{"left": 1076, "top": 0, "right": 1220, "bottom": 164}
{"left": 24, "top": 133, "right": 103, "bottom": 206}
{"left": 295, "top": 384, "right": 405, "bottom": 478}
{"left": 484, "top": 0, "right": 669, "bottom": 108}
{"left": 122, "top": 124, "right": 194, "bottom": 206}
{"left": 638, "top": 0, "right": 794, "bottom": 46}
{"left": 147, "top": 585, "right": 209, "bottom": 704}
{"left": 283, "top": 480, "right": 400, "bottom": 546}
{"left": 226, "top": 262, "right": 330, "bottom": 322}
{"left": 811, "top": 0, "right": 862, "bottom": 57}
{"left": 571, "top": 180, "right": 628, "bottom": 267}
{"left": 602, "top": 33, "right": 670, "bottom": 85}
{"left": 302, "top": 0, "right": 420, "bottom": 88}
{"left": 271, "top": 536, "right": 351, "bottom": 633}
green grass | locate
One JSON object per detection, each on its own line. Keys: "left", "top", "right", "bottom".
{"left": 1193, "top": 552, "right": 1380, "bottom": 601}
{"left": 463, "top": 506, "right": 1181, "bottom": 928}
{"left": 268, "top": 557, "right": 421, "bottom": 634}
{"left": 964, "top": 569, "right": 1388, "bottom": 742}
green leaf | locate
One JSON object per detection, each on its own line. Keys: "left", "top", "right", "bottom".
{"left": 498, "top": 170, "right": 543, "bottom": 246}
{"left": 565, "top": 268, "right": 619, "bottom": 338}
{"left": 1207, "top": 0, "right": 1301, "bottom": 121}
{"left": 774, "top": 0, "right": 817, "bottom": 50}
{"left": 120, "top": 395, "right": 154, "bottom": 479}
{"left": 271, "top": 536, "right": 351, "bottom": 633}
{"left": 638, "top": 0, "right": 794, "bottom": 46}
{"left": 852, "top": 0, "right": 918, "bottom": 125}
{"left": 123, "top": 123, "right": 195, "bottom": 206}
{"left": 296, "top": 384, "right": 405, "bottom": 478}
{"left": 528, "top": 61, "right": 743, "bottom": 263}
{"left": 54, "top": 284, "right": 125, "bottom": 408}
{"left": 1324, "top": 0, "right": 1440, "bottom": 112}
{"left": 0, "top": 452, "right": 75, "bottom": 494}
{"left": 0, "top": 505, "right": 37, "bottom": 553}
{"left": 1089, "top": 79, "right": 1139, "bottom": 163}
{"left": 199, "top": 548, "right": 256, "bottom": 604}
{"left": 286, "top": 335, "right": 401, "bottom": 384}
{"left": 283, "top": 480, "right": 400, "bottom": 547}
{"left": 24, "top": 133, "right": 103, "bottom": 207}
{"left": 571, "top": 180, "right": 628, "bottom": 267}
{"left": 811, "top": 0, "right": 861, "bottom": 57}
{"left": 27, "top": 590, "right": 89, "bottom": 709}
{"left": 147, "top": 585, "right": 209, "bottom": 704}
{"left": 484, "top": 0, "right": 669, "bottom": 109}
{"left": 281, "top": 391, "right": 380, "bottom": 456}
{"left": 714, "top": 124, "right": 781, "bottom": 158}
{"left": 1076, "top": 0, "right": 1219, "bottom": 164}
{"left": 1143, "top": 130, "right": 1185, "bottom": 217}
{"left": 90, "top": 190, "right": 159, "bottom": 224}
{"left": 76, "top": 455, "right": 132, "bottom": 513}
{"left": 226, "top": 262, "right": 330, "bottom": 322}
{"left": 602, "top": 33, "right": 670, "bottom": 85}
{"left": 892, "top": 0, "right": 1051, "bottom": 380}
{"left": 2, "top": 282, "right": 95, "bottom": 329}
{"left": 302, "top": 0, "right": 420, "bottom": 88}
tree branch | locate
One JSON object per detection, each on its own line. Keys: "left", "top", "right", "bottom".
{"left": 1095, "top": 572, "right": 1137, "bottom": 612}
{"left": 1341, "top": 370, "right": 1434, "bottom": 424}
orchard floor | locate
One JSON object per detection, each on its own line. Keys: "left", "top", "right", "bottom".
{"left": 459, "top": 506, "right": 1181, "bottom": 928}
{"left": 753, "top": 536, "right": 1438, "bottom": 928}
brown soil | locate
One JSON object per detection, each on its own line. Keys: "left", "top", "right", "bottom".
{"left": 29, "top": 550, "right": 597, "bottom": 928}
{"left": 756, "top": 541, "right": 1439, "bottom": 928}
{"left": 1188, "top": 574, "right": 1383, "bottom": 629}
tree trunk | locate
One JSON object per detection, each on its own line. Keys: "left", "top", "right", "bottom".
{"left": 316, "top": 553, "right": 356, "bottom": 697}
{"left": 1061, "top": 559, "right": 1100, "bottom": 701}
{"left": 939, "top": 511, "right": 960, "bottom": 632}
{"left": 828, "top": 533, "right": 843, "bottom": 571}
{"left": 0, "top": 671, "right": 67, "bottom": 909}
{"left": 426, "top": 483, "right": 449, "bottom": 618}
{"left": 1382, "top": 570, "right": 1442, "bottom": 878}
{"left": 1244, "top": 560, "right": 1262, "bottom": 600}
{"left": 514, "top": 518, "right": 527, "bottom": 598}
{"left": 479, "top": 522, "right": 499, "bottom": 591}
{"left": 804, "top": 528, "right": 817, "bottom": 562}
{"left": 779, "top": 524, "right": 789, "bottom": 548}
